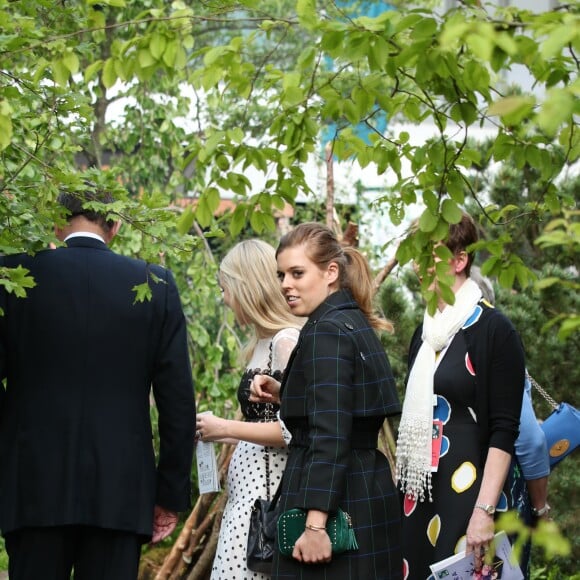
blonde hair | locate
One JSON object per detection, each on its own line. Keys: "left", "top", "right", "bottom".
{"left": 277, "top": 223, "right": 393, "bottom": 333}
{"left": 219, "top": 239, "right": 303, "bottom": 361}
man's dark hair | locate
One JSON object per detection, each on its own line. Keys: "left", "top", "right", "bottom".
{"left": 57, "top": 183, "right": 116, "bottom": 232}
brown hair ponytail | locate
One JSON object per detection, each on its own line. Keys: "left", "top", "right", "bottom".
{"left": 343, "top": 247, "right": 393, "bottom": 333}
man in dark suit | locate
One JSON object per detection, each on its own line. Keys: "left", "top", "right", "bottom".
{"left": 0, "top": 185, "right": 196, "bottom": 579}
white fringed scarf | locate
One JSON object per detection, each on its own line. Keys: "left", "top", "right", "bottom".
{"left": 396, "top": 278, "right": 482, "bottom": 502}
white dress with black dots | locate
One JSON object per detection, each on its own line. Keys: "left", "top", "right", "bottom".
{"left": 211, "top": 328, "right": 299, "bottom": 580}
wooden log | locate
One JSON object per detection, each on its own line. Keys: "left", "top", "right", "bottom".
{"left": 184, "top": 493, "right": 226, "bottom": 580}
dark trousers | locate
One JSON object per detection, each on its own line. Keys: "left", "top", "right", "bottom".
{"left": 4, "top": 525, "right": 142, "bottom": 580}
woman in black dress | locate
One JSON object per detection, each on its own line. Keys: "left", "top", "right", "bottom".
{"left": 396, "top": 214, "right": 526, "bottom": 579}
{"left": 252, "top": 223, "right": 402, "bottom": 579}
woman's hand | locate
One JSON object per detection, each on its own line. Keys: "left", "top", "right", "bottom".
{"left": 465, "top": 509, "right": 495, "bottom": 572}
{"left": 250, "top": 374, "right": 281, "bottom": 404}
{"left": 291, "top": 509, "right": 332, "bottom": 564}
{"left": 292, "top": 529, "right": 332, "bottom": 564}
{"left": 196, "top": 414, "right": 230, "bottom": 443}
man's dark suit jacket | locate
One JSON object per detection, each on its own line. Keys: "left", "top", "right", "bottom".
{"left": 0, "top": 236, "right": 196, "bottom": 538}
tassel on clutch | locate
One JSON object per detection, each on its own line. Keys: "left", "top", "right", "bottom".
{"left": 277, "top": 508, "right": 359, "bottom": 556}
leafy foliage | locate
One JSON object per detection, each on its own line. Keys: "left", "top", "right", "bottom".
{"left": 1, "top": 1, "right": 578, "bottom": 280}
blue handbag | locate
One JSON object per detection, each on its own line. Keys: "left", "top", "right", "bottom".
{"left": 529, "top": 375, "right": 580, "bottom": 469}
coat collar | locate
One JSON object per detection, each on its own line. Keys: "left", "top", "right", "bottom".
{"left": 307, "top": 288, "right": 358, "bottom": 324}
{"left": 65, "top": 236, "right": 110, "bottom": 251}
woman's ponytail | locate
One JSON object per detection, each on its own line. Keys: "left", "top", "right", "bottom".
{"left": 343, "top": 247, "right": 393, "bottom": 333}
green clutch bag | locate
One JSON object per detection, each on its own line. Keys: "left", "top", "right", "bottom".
{"left": 277, "top": 508, "right": 359, "bottom": 556}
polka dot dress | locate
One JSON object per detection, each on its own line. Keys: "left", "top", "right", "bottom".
{"left": 211, "top": 330, "right": 298, "bottom": 580}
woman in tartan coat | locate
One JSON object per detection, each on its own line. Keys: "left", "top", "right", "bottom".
{"left": 252, "top": 223, "right": 402, "bottom": 579}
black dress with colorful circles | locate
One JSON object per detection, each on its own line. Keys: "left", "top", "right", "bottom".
{"left": 401, "top": 328, "right": 528, "bottom": 580}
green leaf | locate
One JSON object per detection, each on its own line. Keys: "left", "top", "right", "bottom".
{"left": 174, "top": 45, "right": 187, "bottom": 69}
{"left": 418, "top": 209, "right": 438, "bottom": 233}
{"left": 498, "top": 267, "right": 516, "bottom": 289}
{"left": 524, "top": 145, "right": 542, "bottom": 170}
{"left": 84, "top": 60, "right": 103, "bottom": 82}
{"left": 182, "top": 35, "right": 194, "bottom": 50}
{"left": 466, "top": 33, "right": 493, "bottom": 62}
{"left": 203, "top": 46, "right": 229, "bottom": 66}
{"left": 0, "top": 265, "right": 36, "bottom": 297}
{"left": 412, "top": 18, "right": 437, "bottom": 40}
{"left": 441, "top": 199, "right": 462, "bottom": 224}
{"left": 138, "top": 49, "right": 155, "bottom": 68}
{"left": 62, "top": 52, "right": 79, "bottom": 74}
{"left": 343, "top": 100, "right": 358, "bottom": 124}
{"left": 537, "top": 89, "right": 575, "bottom": 136}
{"left": 395, "top": 237, "right": 414, "bottom": 266}
{"left": 423, "top": 190, "right": 438, "bottom": 214}
{"left": 558, "top": 317, "right": 580, "bottom": 341}
{"left": 541, "top": 24, "right": 578, "bottom": 59}
{"left": 114, "top": 57, "right": 129, "bottom": 81}
{"left": 0, "top": 114, "right": 13, "bottom": 151}
{"left": 532, "top": 519, "right": 571, "bottom": 557}
{"left": 369, "top": 36, "right": 389, "bottom": 71}
{"left": 296, "top": 0, "right": 317, "bottom": 30}
{"left": 283, "top": 71, "right": 300, "bottom": 89}
{"left": 464, "top": 60, "right": 490, "bottom": 95}
{"left": 249, "top": 210, "right": 264, "bottom": 233}
{"left": 206, "top": 187, "right": 221, "bottom": 214}
{"left": 102, "top": 58, "right": 117, "bottom": 89}
{"left": 494, "top": 32, "right": 518, "bottom": 56}
{"left": 282, "top": 86, "right": 304, "bottom": 107}
{"left": 132, "top": 282, "right": 152, "bottom": 304}
{"left": 397, "top": 14, "right": 427, "bottom": 34}
{"left": 149, "top": 34, "right": 167, "bottom": 60}
{"left": 229, "top": 205, "right": 247, "bottom": 237}
{"left": 176, "top": 205, "right": 195, "bottom": 236}
{"left": 534, "top": 277, "right": 561, "bottom": 290}
{"left": 297, "top": 46, "right": 315, "bottom": 69}
{"left": 201, "top": 66, "right": 224, "bottom": 90}
{"left": 195, "top": 197, "right": 212, "bottom": 228}
{"left": 215, "top": 154, "right": 230, "bottom": 171}
{"left": 438, "top": 280, "right": 455, "bottom": 307}
{"left": 480, "top": 257, "right": 499, "bottom": 276}
{"left": 487, "top": 96, "right": 534, "bottom": 118}
{"left": 163, "top": 40, "right": 178, "bottom": 68}
{"left": 52, "top": 59, "right": 69, "bottom": 87}
{"left": 458, "top": 101, "right": 478, "bottom": 125}
{"left": 492, "top": 133, "right": 514, "bottom": 162}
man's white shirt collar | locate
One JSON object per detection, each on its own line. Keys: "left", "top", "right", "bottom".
{"left": 64, "top": 231, "right": 106, "bottom": 244}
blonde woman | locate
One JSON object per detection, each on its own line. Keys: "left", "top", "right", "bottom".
{"left": 196, "top": 239, "right": 303, "bottom": 579}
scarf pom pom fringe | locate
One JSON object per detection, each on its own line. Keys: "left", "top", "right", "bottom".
{"left": 396, "top": 416, "right": 433, "bottom": 503}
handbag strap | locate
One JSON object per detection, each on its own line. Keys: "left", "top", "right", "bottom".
{"left": 527, "top": 372, "right": 559, "bottom": 411}
{"left": 264, "top": 337, "right": 275, "bottom": 501}
{"left": 267, "top": 478, "right": 283, "bottom": 512}
{"left": 264, "top": 445, "right": 271, "bottom": 501}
